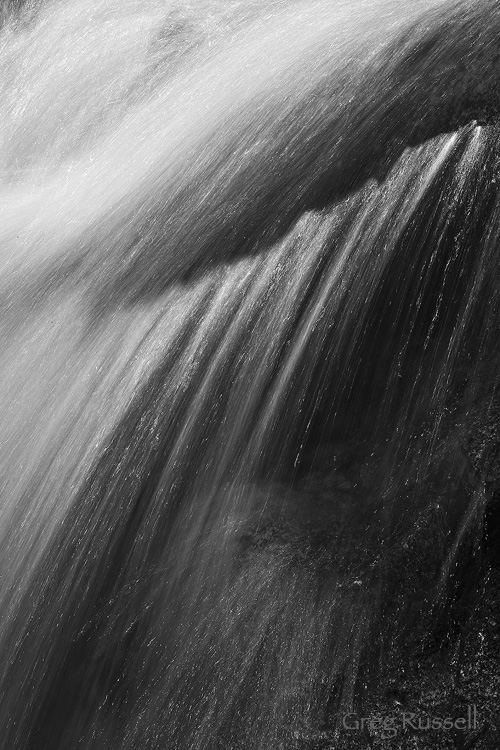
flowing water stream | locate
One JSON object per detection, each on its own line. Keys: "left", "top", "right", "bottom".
{"left": 1, "top": 1, "right": 500, "bottom": 748}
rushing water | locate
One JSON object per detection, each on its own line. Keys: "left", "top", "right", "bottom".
{"left": 1, "top": 1, "right": 500, "bottom": 748}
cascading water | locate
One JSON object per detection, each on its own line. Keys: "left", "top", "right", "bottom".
{"left": 1, "top": 1, "right": 500, "bottom": 748}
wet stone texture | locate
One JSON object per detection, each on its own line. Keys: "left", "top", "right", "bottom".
{"left": 239, "top": 401, "right": 500, "bottom": 750}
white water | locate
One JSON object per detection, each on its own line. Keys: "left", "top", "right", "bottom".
{"left": 0, "top": 1, "right": 500, "bottom": 748}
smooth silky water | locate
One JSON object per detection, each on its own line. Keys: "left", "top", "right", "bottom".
{"left": 1, "top": 1, "right": 500, "bottom": 748}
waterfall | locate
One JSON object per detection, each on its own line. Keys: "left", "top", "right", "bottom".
{"left": 0, "top": 1, "right": 499, "bottom": 748}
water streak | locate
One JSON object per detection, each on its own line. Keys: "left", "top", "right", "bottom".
{"left": 1, "top": 1, "right": 500, "bottom": 748}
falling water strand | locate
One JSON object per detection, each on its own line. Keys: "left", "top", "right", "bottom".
{"left": 1, "top": 1, "right": 500, "bottom": 749}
